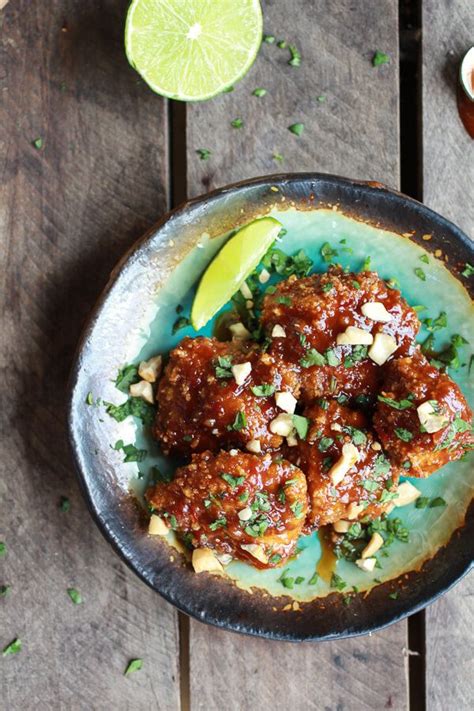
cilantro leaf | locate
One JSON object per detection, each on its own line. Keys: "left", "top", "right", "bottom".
{"left": 372, "top": 50, "right": 390, "bottom": 66}
{"left": 300, "top": 348, "right": 326, "bottom": 368}
{"left": 251, "top": 384, "right": 275, "bottom": 397}
{"left": 67, "top": 588, "right": 83, "bottom": 605}
{"left": 124, "top": 658, "right": 143, "bottom": 676}
{"left": 2, "top": 638, "right": 21, "bottom": 657}
{"left": 115, "top": 364, "right": 139, "bottom": 393}
{"left": 288, "top": 123, "right": 304, "bottom": 136}
{"left": 292, "top": 414, "right": 309, "bottom": 440}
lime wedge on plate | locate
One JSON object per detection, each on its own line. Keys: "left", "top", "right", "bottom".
{"left": 125, "top": 0, "right": 263, "bottom": 101}
{"left": 191, "top": 217, "right": 282, "bottom": 330}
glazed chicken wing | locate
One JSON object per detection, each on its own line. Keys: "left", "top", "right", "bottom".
{"left": 373, "top": 350, "right": 473, "bottom": 476}
{"left": 285, "top": 401, "right": 399, "bottom": 527}
{"left": 154, "top": 337, "right": 300, "bottom": 456}
{"left": 146, "top": 450, "right": 308, "bottom": 568}
{"left": 261, "top": 267, "right": 420, "bottom": 403}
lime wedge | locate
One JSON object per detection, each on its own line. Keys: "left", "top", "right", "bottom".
{"left": 125, "top": 0, "right": 263, "bottom": 102}
{"left": 191, "top": 217, "right": 282, "bottom": 330}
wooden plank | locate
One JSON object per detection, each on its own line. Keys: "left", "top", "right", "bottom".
{"left": 0, "top": 2, "right": 180, "bottom": 708}
{"left": 186, "top": 2, "right": 408, "bottom": 710}
{"left": 422, "top": 2, "right": 474, "bottom": 709}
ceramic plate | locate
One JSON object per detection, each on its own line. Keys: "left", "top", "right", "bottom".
{"left": 69, "top": 174, "right": 474, "bottom": 641}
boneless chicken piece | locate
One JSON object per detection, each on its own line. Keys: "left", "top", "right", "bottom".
{"left": 373, "top": 350, "right": 473, "bottom": 476}
{"left": 146, "top": 450, "right": 308, "bottom": 568}
{"left": 261, "top": 268, "right": 420, "bottom": 402}
{"left": 284, "top": 401, "right": 399, "bottom": 527}
{"left": 154, "top": 337, "right": 300, "bottom": 456}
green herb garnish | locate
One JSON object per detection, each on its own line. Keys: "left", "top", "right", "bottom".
{"left": 292, "top": 414, "right": 309, "bottom": 440}
{"left": 330, "top": 573, "right": 347, "bottom": 591}
{"left": 196, "top": 148, "right": 211, "bottom": 160}
{"left": 461, "top": 263, "right": 474, "bottom": 277}
{"left": 33, "top": 137, "right": 43, "bottom": 150}
{"left": 67, "top": 587, "right": 82, "bottom": 605}
{"left": 124, "top": 659, "right": 143, "bottom": 676}
{"left": 59, "top": 496, "right": 70, "bottom": 512}
{"left": 115, "top": 364, "right": 139, "bottom": 393}
{"left": 2, "top": 638, "right": 21, "bottom": 657}
{"left": 321, "top": 242, "right": 338, "bottom": 263}
{"left": 394, "top": 427, "right": 413, "bottom": 442}
{"left": 209, "top": 517, "right": 227, "bottom": 531}
{"left": 230, "top": 410, "right": 247, "bottom": 431}
{"left": 231, "top": 118, "right": 243, "bottom": 129}
{"left": 251, "top": 384, "right": 275, "bottom": 397}
{"left": 377, "top": 394, "right": 413, "bottom": 410}
{"left": 221, "top": 473, "right": 245, "bottom": 489}
{"left": 414, "top": 267, "right": 426, "bottom": 281}
{"left": 300, "top": 348, "right": 326, "bottom": 368}
{"left": 288, "top": 123, "right": 304, "bottom": 136}
{"left": 252, "top": 88, "right": 267, "bottom": 97}
{"left": 372, "top": 50, "right": 390, "bottom": 66}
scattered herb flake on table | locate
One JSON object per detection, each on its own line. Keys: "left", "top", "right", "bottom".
{"left": 32, "top": 137, "right": 43, "bottom": 150}
{"left": 67, "top": 587, "right": 83, "bottom": 605}
{"left": 196, "top": 148, "right": 211, "bottom": 160}
{"left": 0, "top": 585, "right": 11, "bottom": 597}
{"left": 0, "top": 542, "right": 6, "bottom": 557}
{"left": 263, "top": 34, "right": 275, "bottom": 44}
{"left": 124, "top": 658, "right": 143, "bottom": 676}
{"left": 372, "top": 50, "right": 390, "bottom": 67}
{"left": 59, "top": 496, "right": 70, "bottom": 512}
{"left": 288, "top": 45, "right": 301, "bottom": 67}
{"left": 231, "top": 118, "right": 243, "bottom": 129}
{"left": 273, "top": 152, "right": 284, "bottom": 163}
{"left": 3, "top": 638, "right": 21, "bottom": 657}
{"left": 252, "top": 88, "right": 267, "bottom": 97}
{"left": 288, "top": 123, "right": 304, "bottom": 136}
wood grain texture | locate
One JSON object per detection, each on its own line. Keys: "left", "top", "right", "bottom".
{"left": 422, "top": 2, "right": 474, "bottom": 709}
{"left": 187, "top": 0, "right": 400, "bottom": 198}
{"left": 186, "top": 3, "right": 408, "bottom": 710}
{"left": 0, "top": 2, "right": 180, "bottom": 709}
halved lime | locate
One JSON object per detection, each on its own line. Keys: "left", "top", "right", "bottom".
{"left": 125, "top": 0, "right": 263, "bottom": 102}
{"left": 191, "top": 217, "right": 282, "bottom": 330}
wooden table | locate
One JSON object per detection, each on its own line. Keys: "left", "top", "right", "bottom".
{"left": 1, "top": 1, "right": 472, "bottom": 709}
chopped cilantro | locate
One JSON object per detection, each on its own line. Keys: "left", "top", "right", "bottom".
{"left": 251, "top": 384, "right": 275, "bottom": 397}
{"left": 419, "top": 254, "right": 429, "bottom": 264}
{"left": 196, "top": 148, "right": 211, "bottom": 160}
{"left": 308, "top": 572, "right": 319, "bottom": 585}
{"left": 394, "top": 427, "right": 413, "bottom": 442}
{"left": 114, "top": 442, "right": 147, "bottom": 463}
{"left": 316, "top": 95, "right": 326, "bottom": 102}
{"left": 230, "top": 410, "right": 247, "bottom": 431}
{"left": 352, "top": 280, "right": 361, "bottom": 290}
{"left": 215, "top": 355, "right": 233, "bottom": 378}
{"left": 0, "top": 585, "right": 10, "bottom": 597}
{"left": 342, "top": 426, "right": 367, "bottom": 446}
{"left": 361, "top": 256, "right": 371, "bottom": 271}
{"left": 377, "top": 394, "right": 413, "bottom": 410}
{"left": 423, "top": 311, "right": 447, "bottom": 332}
{"left": 372, "top": 50, "right": 390, "bottom": 66}
{"left": 209, "top": 517, "right": 227, "bottom": 531}
{"left": 276, "top": 295, "right": 292, "bottom": 305}
{"left": 361, "top": 480, "right": 379, "bottom": 493}
{"left": 0, "top": 542, "right": 6, "bottom": 557}
{"left": 325, "top": 348, "right": 340, "bottom": 366}
{"left": 288, "top": 45, "right": 301, "bottom": 67}
{"left": 262, "top": 246, "right": 313, "bottom": 278}
{"left": 252, "top": 88, "right": 267, "bottom": 97}
{"left": 2, "top": 638, "right": 21, "bottom": 657}
{"left": 67, "top": 587, "right": 82, "bottom": 605}
{"left": 124, "top": 659, "right": 143, "bottom": 676}
{"left": 330, "top": 573, "right": 347, "bottom": 591}
{"left": 263, "top": 34, "right": 275, "bottom": 44}
{"left": 231, "top": 118, "right": 243, "bottom": 129}
{"left": 279, "top": 572, "right": 295, "bottom": 589}
{"left": 318, "top": 436, "right": 334, "bottom": 452}
{"left": 292, "top": 414, "right": 309, "bottom": 440}
{"left": 105, "top": 397, "right": 155, "bottom": 426}
{"left": 389, "top": 591, "right": 399, "bottom": 600}
{"left": 300, "top": 348, "right": 326, "bottom": 368}
{"left": 86, "top": 392, "right": 94, "bottom": 405}
{"left": 430, "top": 497, "right": 447, "bottom": 507}
{"left": 295, "top": 576, "right": 305, "bottom": 585}
{"left": 322, "top": 282, "right": 333, "bottom": 293}
{"left": 373, "top": 454, "right": 391, "bottom": 476}
{"left": 290, "top": 501, "right": 305, "bottom": 519}
{"left": 277, "top": 40, "right": 287, "bottom": 49}
{"left": 344, "top": 345, "right": 368, "bottom": 368}
{"left": 321, "top": 242, "right": 338, "bottom": 263}
{"left": 270, "top": 553, "right": 282, "bottom": 564}
{"left": 115, "top": 364, "right": 139, "bottom": 393}
{"left": 59, "top": 496, "right": 70, "bottom": 512}
{"left": 33, "top": 137, "right": 43, "bottom": 150}
{"left": 245, "top": 515, "right": 269, "bottom": 537}
{"left": 461, "top": 263, "right": 474, "bottom": 277}
{"left": 288, "top": 123, "right": 304, "bottom": 136}
{"left": 273, "top": 152, "right": 284, "bottom": 163}
{"left": 221, "top": 472, "right": 245, "bottom": 489}
{"left": 414, "top": 267, "right": 426, "bottom": 281}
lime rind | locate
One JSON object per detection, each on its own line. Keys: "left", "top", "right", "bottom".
{"left": 191, "top": 217, "right": 282, "bottom": 330}
{"left": 125, "top": 0, "right": 263, "bottom": 102}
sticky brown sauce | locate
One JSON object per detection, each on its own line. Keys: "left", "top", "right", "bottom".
{"left": 316, "top": 527, "right": 337, "bottom": 582}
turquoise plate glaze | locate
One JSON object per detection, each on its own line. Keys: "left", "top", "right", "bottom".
{"left": 69, "top": 174, "right": 474, "bottom": 640}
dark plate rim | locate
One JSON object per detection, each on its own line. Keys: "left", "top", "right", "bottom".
{"left": 68, "top": 172, "right": 474, "bottom": 642}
